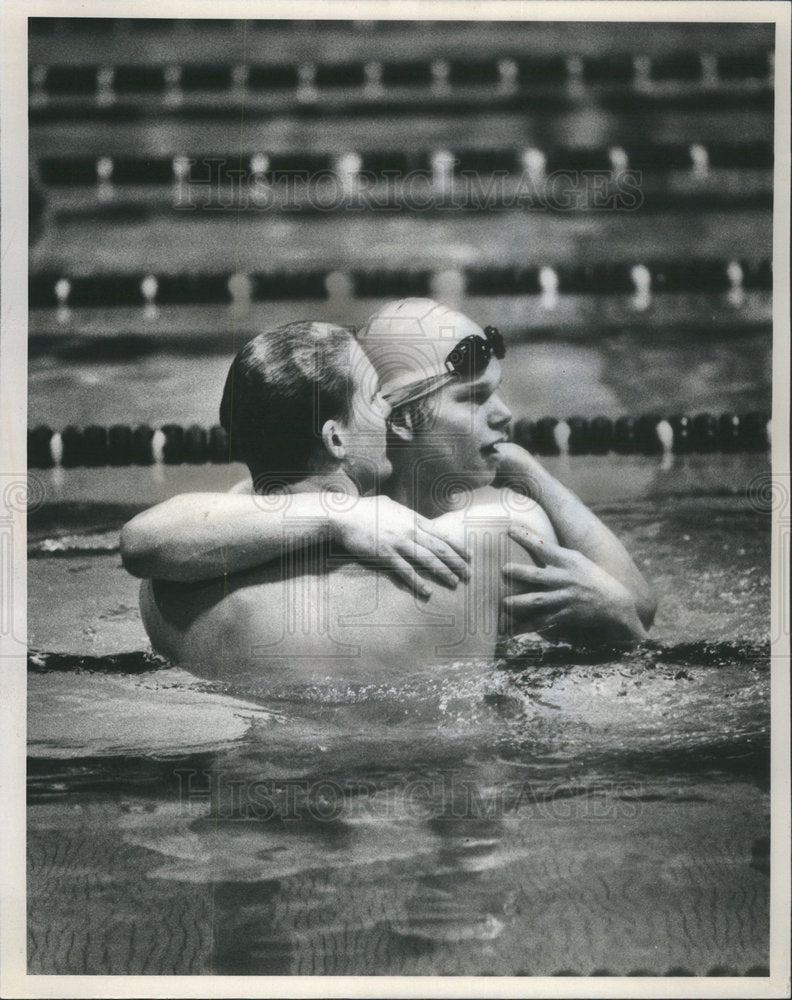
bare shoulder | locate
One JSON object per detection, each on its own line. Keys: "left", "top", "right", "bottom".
{"left": 228, "top": 478, "right": 253, "bottom": 494}
{"left": 433, "top": 486, "right": 557, "bottom": 543}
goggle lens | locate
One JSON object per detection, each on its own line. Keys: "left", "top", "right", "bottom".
{"left": 444, "top": 326, "right": 505, "bottom": 378}
{"left": 384, "top": 326, "right": 505, "bottom": 410}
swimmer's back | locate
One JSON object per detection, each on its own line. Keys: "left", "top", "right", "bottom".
{"left": 140, "top": 494, "right": 553, "bottom": 687}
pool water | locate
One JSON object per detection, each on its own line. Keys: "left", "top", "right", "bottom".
{"left": 27, "top": 483, "right": 771, "bottom": 976}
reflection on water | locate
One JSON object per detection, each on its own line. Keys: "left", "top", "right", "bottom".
{"left": 26, "top": 499, "right": 772, "bottom": 975}
{"left": 28, "top": 639, "right": 770, "bottom": 976}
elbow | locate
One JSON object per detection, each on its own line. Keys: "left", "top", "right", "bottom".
{"left": 623, "top": 560, "right": 657, "bottom": 632}
{"left": 635, "top": 584, "right": 657, "bottom": 631}
{"left": 120, "top": 518, "right": 160, "bottom": 579}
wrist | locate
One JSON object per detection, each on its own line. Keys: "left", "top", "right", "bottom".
{"left": 496, "top": 444, "right": 544, "bottom": 493}
{"left": 612, "top": 599, "right": 648, "bottom": 642}
{"left": 510, "top": 453, "right": 549, "bottom": 501}
{"left": 572, "top": 592, "right": 648, "bottom": 645}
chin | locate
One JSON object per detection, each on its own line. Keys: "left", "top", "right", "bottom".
{"left": 459, "top": 466, "right": 496, "bottom": 491}
{"left": 363, "top": 462, "right": 393, "bottom": 494}
{"left": 473, "top": 454, "right": 498, "bottom": 478}
{"left": 377, "top": 458, "right": 393, "bottom": 484}
{"left": 475, "top": 469, "right": 497, "bottom": 489}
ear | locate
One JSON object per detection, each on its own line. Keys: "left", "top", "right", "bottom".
{"left": 387, "top": 408, "right": 415, "bottom": 442}
{"left": 320, "top": 418, "right": 348, "bottom": 460}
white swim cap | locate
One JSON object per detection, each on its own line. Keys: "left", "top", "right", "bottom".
{"left": 357, "top": 298, "right": 484, "bottom": 403}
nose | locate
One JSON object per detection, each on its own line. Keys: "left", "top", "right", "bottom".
{"left": 488, "top": 394, "right": 512, "bottom": 428}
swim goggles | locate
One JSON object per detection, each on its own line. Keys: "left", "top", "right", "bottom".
{"left": 382, "top": 326, "right": 505, "bottom": 410}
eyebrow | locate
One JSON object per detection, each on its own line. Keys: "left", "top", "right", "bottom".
{"left": 454, "top": 383, "right": 491, "bottom": 401}
{"left": 454, "top": 373, "right": 501, "bottom": 396}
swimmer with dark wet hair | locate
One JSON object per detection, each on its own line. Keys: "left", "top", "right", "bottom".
{"left": 124, "top": 308, "right": 653, "bottom": 684}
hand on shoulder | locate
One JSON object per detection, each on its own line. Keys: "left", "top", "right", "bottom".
{"left": 333, "top": 495, "right": 471, "bottom": 597}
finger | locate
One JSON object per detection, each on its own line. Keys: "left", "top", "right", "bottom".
{"left": 504, "top": 605, "right": 566, "bottom": 635}
{"left": 403, "top": 544, "right": 460, "bottom": 589}
{"left": 388, "top": 554, "right": 433, "bottom": 599}
{"left": 502, "top": 589, "right": 572, "bottom": 612}
{"left": 416, "top": 531, "right": 471, "bottom": 581}
{"left": 527, "top": 612, "right": 566, "bottom": 636}
{"left": 417, "top": 518, "right": 472, "bottom": 562}
{"left": 501, "top": 563, "right": 561, "bottom": 586}
{"left": 501, "top": 603, "right": 554, "bottom": 637}
{"left": 507, "top": 525, "right": 568, "bottom": 568}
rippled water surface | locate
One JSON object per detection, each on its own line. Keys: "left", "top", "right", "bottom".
{"left": 27, "top": 494, "right": 771, "bottom": 976}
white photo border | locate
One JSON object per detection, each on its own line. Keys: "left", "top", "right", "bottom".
{"left": 2, "top": 2, "right": 789, "bottom": 997}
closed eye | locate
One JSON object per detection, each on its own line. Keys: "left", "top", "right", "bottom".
{"left": 456, "top": 370, "right": 502, "bottom": 404}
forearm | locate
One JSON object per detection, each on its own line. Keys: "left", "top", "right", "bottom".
{"left": 502, "top": 616, "right": 648, "bottom": 647}
{"left": 553, "top": 607, "right": 649, "bottom": 645}
{"left": 508, "top": 453, "right": 656, "bottom": 627}
{"left": 500, "top": 576, "right": 649, "bottom": 646}
{"left": 121, "top": 493, "right": 332, "bottom": 581}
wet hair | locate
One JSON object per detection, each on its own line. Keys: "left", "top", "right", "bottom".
{"left": 219, "top": 321, "right": 355, "bottom": 479}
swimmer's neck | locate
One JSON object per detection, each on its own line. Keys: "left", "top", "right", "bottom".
{"left": 252, "top": 469, "right": 361, "bottom": 498}
{"left": 386, "top": 470, "right": 444, "bottom": 519}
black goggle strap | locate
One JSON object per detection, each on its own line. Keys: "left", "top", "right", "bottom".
{"left": 383, "top": 370, "right": 457, "bottom": 410}
{"left": 385, "top": 327, "right": 505, "bottom": 410}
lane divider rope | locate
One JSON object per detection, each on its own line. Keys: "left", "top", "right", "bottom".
{"left": 28, "top": 48, "right": 774, "bottom": 101}
{"left": 29, "top": 258, "right": 772, "bottom": 308}
{"left": 27, "top": 413, "right": 771, "bottom": 468}
{"left": 36, "top": 140, "right": 774, "bottom": 188}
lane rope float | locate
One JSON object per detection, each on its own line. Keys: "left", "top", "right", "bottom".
{"left": 27, "top": 412, "right": 771, "bottom": 468}
{"left": 29, "top": 258, "right": 772, "bottom": 309}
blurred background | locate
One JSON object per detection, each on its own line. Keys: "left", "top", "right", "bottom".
{"left": 23, "top": 22, "right": 779, "bottom": 980}
{"left": 28, "top": 17, "right": 773, "bottom": 483}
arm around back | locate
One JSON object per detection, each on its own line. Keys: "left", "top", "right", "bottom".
{"left": 120, "top": 492, "right": 332, "bottom": 582}
{"left": 120, "top": 491, "right": 472, "bottom": 591}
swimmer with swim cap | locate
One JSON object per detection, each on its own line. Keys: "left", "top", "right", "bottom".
{"left": 355, "top": 297, "right": 656, "bottom": 636}
{"left": 357, "top": 298, "right": 515, "bottom": 514}
{"left": 124, "top": 303, "right": 655, "bottom": 644}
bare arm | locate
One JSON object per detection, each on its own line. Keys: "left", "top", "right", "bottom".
{"left": 120, "top": 491, "right": 470, "bottom": 594}
{"left": 121, "top": 492, "right": 327, "bottom": 582}
{"left": 494, "top": 443, "right": 656, "bottom": 629}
